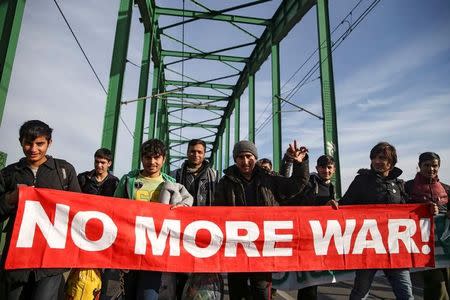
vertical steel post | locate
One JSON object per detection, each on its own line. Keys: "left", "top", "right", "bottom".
{"left": 218, "top": 135, "right": 223, "bottom": 175}
{"left": 0, "top": 151, "right": 7, "bottom": 169}
{"left": 0, "top": 0, "right": 26, "bottom": 126}
{"left": 131, "top": 28, "right": 153, "bottom": 170}
{"left": 234, "top": 97, "right": 240, "bottom": 144}
{"left": 225, "top": 117, "right": 230, "bottom": 168}
{"left": 155, "top": 68, "right": 164, "bottom": 140}
{"left": 101, "top": 0, "right": 132, "bottom": 164}
{"left": 248, "top": 73, "right": 255, "bottom": 143}
{"left": 148, "top": 64, "right": 160, "bottom": 139}
{"left": 317, "top": 0, "right": 341, "bottom": 197}
{"left": 271, "top": 43, "right": 282, "bottom": 171}
{"left": 210, "top": 152, "right": 215, "bottom": 168}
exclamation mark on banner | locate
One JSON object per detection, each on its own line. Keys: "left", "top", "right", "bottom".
{"left": 420, "top": 218, "right": 431, "bottom": 254}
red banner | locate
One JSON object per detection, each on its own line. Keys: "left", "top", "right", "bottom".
{"left": 5, "top": 186, "right": 434, "bottom": 272}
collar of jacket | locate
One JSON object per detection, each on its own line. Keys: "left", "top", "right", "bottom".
{"left": 223, "top": 164, "right": 266, "bottom": 183}
{"left": 414, "top": 172, "right": 440, "bottom": 184}
{"left": 16, "top": 156, "right": 56, "bottom": 171}
{"left": 86, "top": 169, "right": 115, "bottom": 181}
{"left": 125, "top": 169, "right": 176, "bottom": 183}
{"left": 358, "top": 166, "right": 403, "bottom": 180}
{"left": 310, "top": 172, "right": 332, "bottom": 185}
{"left": 182, "top": 160, "right": 211, "bottom": 174}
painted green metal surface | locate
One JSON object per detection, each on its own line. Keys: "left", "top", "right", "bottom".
{"left": 131, "top": 29, "right": 153, "bottom": 170}
{"left": 166, "top": 93, "right": 228, "bottom": 101}
{"left": 225, "top": 117, "right": 230, "bottom": 168}
{"left": 165, "top": 80, "right": 233, "bottom": 90}
{"left": 218, "top": 135, "right": 223, "bottom": 175}
{"left": 234, "top": 97, "right": 240, "bottom": 143}
{"left": 0, "top": 0, "right": 26, "bottom": 126}
{"left": 0, "top": 151, "right": 7, "bottom": 169}
{"left": 169, "top": 139, "right": 213, "bottom": 145}
{"left": 167, "top": 103, "right": 225, "bottom": 111}
{"left": 162, "top": 50, "right": 247, "bottom": 63}
{"left": 168, "top": 122, "right": 218, "bottom": 129}
{"left": 211, "top": 0, "right": 315, "bottom": 156}
{"left": 149, "top": 64, "right": 160, "bottom": 139}
{"left": 317, "top": 0, "right": 341, "bottom": 197}
{"left": 101, "top": 0, "right": 133, "bottom": 164}
{"left": 271, "top": 43, "right": 282, "bottom": 171}
{"left": 248, "top": 73, "right": 255, "bottom": 143}
{"left": 155, "top": 7, "right": 269, "bottom": 26}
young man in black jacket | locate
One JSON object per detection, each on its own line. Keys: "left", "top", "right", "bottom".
{"left": 77, "top": 148, "right": 119, "bottom": 300}
{"left": 0, "top": 120, "right": 81, "bottom": 300}
{"left": 340, "top": 142, "right": 413, "bottom": 300}
{"left": 77, "top": 148, "right": 119, "bottom": 197}
{"left": 281, "top": 154, "right": 338, "bottom": 299}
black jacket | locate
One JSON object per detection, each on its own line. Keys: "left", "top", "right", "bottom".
{"left": 340, "top": 167, "right": 406, "bottom": 205}
{"left": 78, "top": 170, "right": 119, "bottom": 197}
{"left": 285, "top": 173, "right": 336, "bottom": 206}
{"left": 0, "top": 156, "right": 80, "bottom": 283}
{"left": 213, "top": 158, "right": 309, "bottom": 207}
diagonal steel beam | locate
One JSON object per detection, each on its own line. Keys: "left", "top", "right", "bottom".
{"left": 164, "top": 41, "right": 255, "bottom": 67}
{"left": 211, "top": 0, "right": 316, "bottom": 156}
{"left": 162, "top": 50, "right": 247, "bottom": 63}
{"left": 156, "top": 6, "right": 269, "bottom": 28}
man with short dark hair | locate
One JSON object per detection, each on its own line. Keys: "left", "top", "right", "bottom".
{"left": 281, "top": 154, "right": 337, "bottom": 299}
{"left": 171, "top": 139, "right": 218, "bottom": 207}
{"left": 0, "top": 120, "right": 81, "bottom": 300}
{"left": 258, "top": 158, "right": 273, "bottom": 172}
{"left": 114, "top": 139, "right": 192, "bottom": 300}
{"left": 406, "top": 152, "right": 449, "bottom": 300}
{"left": 214, "top": 140, "right": 309, "bottom": 300}
{"left": 171, "top": 139, "right": 219, "bottom": 298}
{"left": 340, "top": 142, "right": 413, "bottom": 300}
{"left": 78, "top": 148, "right": 119, "bottom": 196}
{"left": 76, "top": 148, "right": 119, "bottom": 300}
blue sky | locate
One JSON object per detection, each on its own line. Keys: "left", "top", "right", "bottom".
{"left": 0, "top": 0, "right": 449, "bottom": 192}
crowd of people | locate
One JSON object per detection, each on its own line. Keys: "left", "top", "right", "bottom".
{"left": 0, "top": 119, "right": 449, "bottom": 300}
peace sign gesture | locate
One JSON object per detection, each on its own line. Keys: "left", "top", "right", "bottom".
{"left": 286, "top": 140, "right": 308, "bottom": 163}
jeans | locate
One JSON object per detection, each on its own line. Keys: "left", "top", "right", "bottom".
{"left": 297, "top": 285, "right": 318, "bottom": 300}
{"left": 423, "top": 268, "right": 450, "bottom": 300}
{"left": 6, "top": 273, "right": 63, "bottom": 300}
{"left": 125, "top": 270, "right": 161, "bottom": 300}
{"left": 227, "top": 272, "right": 271, "bottom": 300}
{"left": 350, "top": 269, "right": 413, "bottom": 300}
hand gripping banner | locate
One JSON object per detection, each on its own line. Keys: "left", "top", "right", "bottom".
{"left": 5, "top": 186, "right": 434, "bottom": 272}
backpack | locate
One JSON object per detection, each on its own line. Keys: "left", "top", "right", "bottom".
{"left": 54, "top": 159, "right": 70, "bottom": 191}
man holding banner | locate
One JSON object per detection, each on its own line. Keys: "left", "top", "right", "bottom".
{"left": 214, "top": 140, "right": 309, "bottom": 300}
{"left": 0, "top": 120, "right": 81, "bottom": 300}
{"left": 340, "top": 142, "right": 414, "bottom": 300}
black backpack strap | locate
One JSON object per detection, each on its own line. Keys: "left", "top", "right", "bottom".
{"left": 54, "top": 159, "right": 69, "bottom": 191}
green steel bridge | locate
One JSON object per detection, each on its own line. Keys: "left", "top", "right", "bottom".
{"left": 0, "top": 0, "right": 343, "bottom": 196}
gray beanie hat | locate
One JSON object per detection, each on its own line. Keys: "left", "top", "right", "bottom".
{"left": 233, "top": 140, "right": 258, "bottom": 160}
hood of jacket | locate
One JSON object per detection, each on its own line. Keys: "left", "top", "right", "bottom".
{"left": 357, "top": 166, "right": 403, "bottom": 180}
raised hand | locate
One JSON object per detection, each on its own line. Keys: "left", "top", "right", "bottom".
{"left": 286, "top": 140, "right": 308, "bottom": 163}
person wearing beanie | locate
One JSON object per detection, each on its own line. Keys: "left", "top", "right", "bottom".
{"left": 213, "top": 139, "right": 310, "bottom": 300}
{"left": 406, "top": 152, "right": 449, "bottom": 300}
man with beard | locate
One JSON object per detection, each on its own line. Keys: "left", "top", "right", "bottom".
{"left": 171, "top": 139, "right": 220, "bottom": 299}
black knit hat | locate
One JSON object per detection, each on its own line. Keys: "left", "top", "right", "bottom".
{"left": 233, "top": 140, "right": 258, "bottom": 160}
